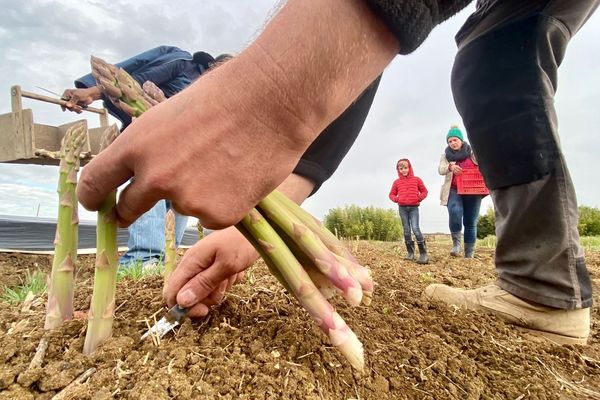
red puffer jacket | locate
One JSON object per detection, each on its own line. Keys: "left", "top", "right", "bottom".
{"left": 388, "top": 158, "right": 428, "bottom": 206}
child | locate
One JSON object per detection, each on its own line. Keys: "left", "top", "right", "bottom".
{"left": 389, "top": 159, "right": 429, "bottom": 264}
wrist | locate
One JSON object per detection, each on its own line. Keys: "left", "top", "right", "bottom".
{"left": 242, "top": 0, "right": 398, "bottom": 145}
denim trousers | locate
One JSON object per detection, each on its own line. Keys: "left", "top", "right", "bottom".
{"left": 398, "top": 206, "right": 424, "bottom": 242}
{"left": 446, "top": 188, "right": 482, "bottom": 244}
{"left": 119, "top": 200, "right": 188, "bottom": 266}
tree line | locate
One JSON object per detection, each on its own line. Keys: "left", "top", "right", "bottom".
{"left": 323, "top": 205, "right": 600, "bottom": 241}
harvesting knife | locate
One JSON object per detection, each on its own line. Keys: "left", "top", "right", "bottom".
{"left": 141, "top": 305, "right": 189, "bottom": 341}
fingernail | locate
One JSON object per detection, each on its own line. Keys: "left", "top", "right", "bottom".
{"left": 179, "top": 289, "right": 197, "bottom": 306}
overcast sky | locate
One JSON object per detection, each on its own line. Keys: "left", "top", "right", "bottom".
{"left": 0, "top": 1, "right": 598, "bottom": 233}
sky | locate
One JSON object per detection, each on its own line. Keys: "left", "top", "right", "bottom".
{"left": 0, "top": 1, "right": 598, "bottom": 233}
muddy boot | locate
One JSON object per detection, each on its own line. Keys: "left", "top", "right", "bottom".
{"left": 450, "top": 232, "right": 461, "bottom": 257}
{"left": 416, "top": 240, "right": 429, "bottom": 264}
{"left": 404, "top": 240, "right": 415, "bottom": 261}
{"left": 464, "top": 242, "right": 475, "bottom": 258}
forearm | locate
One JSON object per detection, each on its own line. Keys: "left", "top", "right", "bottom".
{"left": 221, "top": 0, "right": 399, "bottom": 149}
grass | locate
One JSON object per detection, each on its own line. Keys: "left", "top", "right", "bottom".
{"left": 419, "top": 272, "right": 435, "bottom": 283}
{"left": 477, "top": 235, "right": 600, "bottom": 251}
{"left": 1, "top": 269, "right": 47, "bottom": 304}
{"left": 580, "top": 236, "right": 600, "bottom": 251}
{"left": 117, "top": 260, "right": 164, "bottom": 281}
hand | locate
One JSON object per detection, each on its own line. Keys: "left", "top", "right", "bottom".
{"left": 61, "top": 87, "right": 101, "bottom": 113}
{"left": 163, "top": 173, "right": 315, "bottom": 318}
{"left": 450, "top": 164, "right": 463, "bottom": 175}
{"left": 163, "top": 226, "right": 257, "bottom": 318}
{"left": 75, "top": 0, "right": 398, "bottom": 230}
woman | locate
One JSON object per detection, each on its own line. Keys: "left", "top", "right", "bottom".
{"left": 438, "top": 126, "right": 483, "bottom": 258}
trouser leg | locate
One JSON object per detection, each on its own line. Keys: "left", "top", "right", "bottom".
{"left": 120, "top": 200, "right": 167, "bottom": 265}
{"left": 409, "top": 207, "right": 424, "bottom": 242}
{"left": 398, "top": 206, "right": 412, "bottom": 242}
{"left": 461, "top": 195, "right": 481, "bottom": 245}
{"left": 493, "top": 156, "right": 592, "bottom": 309}
{"left": 447, "top": 188, "right": 463, "bottom": 234}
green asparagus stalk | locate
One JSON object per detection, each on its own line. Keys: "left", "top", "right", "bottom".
{"left": 258, "top": 194, "right": 363, "bottom": 306}
{"left": 240, "top": 209, "right": 364, "bottom": 370}
{"left": 269, "top": 190, "right": 374, "bottom": 304}
{"left": 83, "top": 124, "right": 119, "bottom": 354}
{"left": 90, "top": 56, "right": 154, "bottom": 117}
{"left": 163, "top": 209, "right": 177, "bottom": 285}
{"left": 45, "top": 122, "right": 87, "bottom": 330}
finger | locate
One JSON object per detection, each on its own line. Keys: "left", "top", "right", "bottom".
{"left": 185, "top": 302, "right": 211, "bottom": 319}
{"left": 115, "top": 180, "right": 163, "bottom": 227}
{"left": 175, "top": 263, "right": 235, "bottom": 308}
{"left": 202, "top": 280, "right": 229, "bottom": 306}
{"left": 163, "top": 242, "right": 217, "bottom": 306}
{"left": 77, "top": 135, "right": 134, "bottom": 211}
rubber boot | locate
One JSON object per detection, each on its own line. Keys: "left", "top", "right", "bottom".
{"left": 416, "top": 240, "right": 429, "bottom": 264}
{"left": 450, "top": 232, "right": 461, "bottom": 257}
{"left": 464, "top": 242, "right": 475, "bottom": 258}
{"left": 404, "top": 240, "right": 415, "bottom": 261}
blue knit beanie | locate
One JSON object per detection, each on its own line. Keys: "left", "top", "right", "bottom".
{"left": 446, "top": 125, "right": 464, "bottom": 142}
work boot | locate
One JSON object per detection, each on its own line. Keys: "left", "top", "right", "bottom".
{"left": 464, "top": 242, "right": 475, "bottom": 258}
{"left": 404, "top": 240, "right": 415, "bottom": 261}
{"left": 416, "top": 240, "right": 429, "bottom": 264}
{"left": 450, "top": 232, "right": 461, "bottom": 257}
{"left": 423, "top": 284, "right": 590, "bottom": 345}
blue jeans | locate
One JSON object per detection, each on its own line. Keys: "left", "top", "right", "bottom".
{"left": 119, "top": 200, "right": 188, "bottom": 266}
{"left": 447, "top": 188, "right": 482, "bottom": 244}
{"left": 398, "top": 206, "right": 424, "bottom": 242}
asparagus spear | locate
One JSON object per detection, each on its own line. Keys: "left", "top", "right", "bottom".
{"left": 83, "top": 124, "right": 119, "bottom": 354}
{"left": 258, "top": 194, "right": 363, "bottom": 306}
{"left": 44, "top": 122, "right": 87, "bottom": 329}
{"left": 269, "top": 190, "right": 373, "bottom": 304}
{"left": 241, "top": 209, "right": 364, "bottom": 370}
{"left": 163, "top": 209, "right": 178, "bottom": 285}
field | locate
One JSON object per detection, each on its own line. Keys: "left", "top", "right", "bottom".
{"left": 0, "top": 240, "right": 599, "bottom": 399}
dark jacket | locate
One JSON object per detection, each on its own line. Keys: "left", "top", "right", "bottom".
{"left": 388, "top": 159, "right": 428, "bottom": 206}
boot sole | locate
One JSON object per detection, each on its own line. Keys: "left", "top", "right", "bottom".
{"left": 518, "top": 327, "right": 588, "bottom": 346}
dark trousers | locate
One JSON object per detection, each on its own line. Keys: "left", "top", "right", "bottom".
{"left": 451, "top": 0, "right": 598, "bottom": 309}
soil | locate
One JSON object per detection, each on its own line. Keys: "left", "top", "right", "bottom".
{"left": 0, "top": 240, "right": 599, "bottom": 400}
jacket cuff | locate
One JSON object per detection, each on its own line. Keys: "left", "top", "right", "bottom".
{"left": 364, "top": 0, "right": 472, "bottom": 54}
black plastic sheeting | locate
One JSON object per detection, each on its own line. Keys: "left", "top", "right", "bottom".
{"left": 0, "top": 215, "right": 199, "bottom": 251}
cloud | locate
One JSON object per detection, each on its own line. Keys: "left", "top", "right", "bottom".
{"left": 1, "top": 1, "right": 599, "bottom": 233}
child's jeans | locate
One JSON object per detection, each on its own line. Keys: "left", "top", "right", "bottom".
{"left": 119, "top": 200, "right": 188, "bottom": 266}
{"left": 446, "top": 188, "right": 482, "bottom": 244}
{"left": 398, "top": 206, "right": 424, "bottom": 242}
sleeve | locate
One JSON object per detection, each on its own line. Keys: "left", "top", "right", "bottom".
{"left": 388, "top": 181, "right": 399, "bottom": 202}
{"left": 363, "top": 0, "right": 473, "bottom": 54}
{"left": 293, "top": 75, "right": 381, "bottom": 195}
{"left": 74, "top": 73, "right": 96, "bottom": 89}
{"left": 438, "top": 154, "right": 451, "bottom": 175}
{"left": 417, "top": 178, "right": 428, "bottom": 201}
{"left": 130, "top": 60, "right": 186, "bottom": 87}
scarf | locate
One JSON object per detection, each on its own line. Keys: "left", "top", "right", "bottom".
{"left": 445, "top": 142, "right": 472, "bottom": 162}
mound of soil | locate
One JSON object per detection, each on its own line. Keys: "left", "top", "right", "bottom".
{"left": 0, "top": 240, "right": 598, "bottom": 399}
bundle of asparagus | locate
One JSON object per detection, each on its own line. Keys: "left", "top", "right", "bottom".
{"left": 89, "top": 56, "right": 373, "bottom": 370}
{"left": 83, "top": 124, "right": 119, "bottom": 354}
{"left": 45, "top": 122, "right": 87, "bottom": 329}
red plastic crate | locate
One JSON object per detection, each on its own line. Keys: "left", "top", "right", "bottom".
{"left": 456, "top": 167, "right": 489, "bottom": 195}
